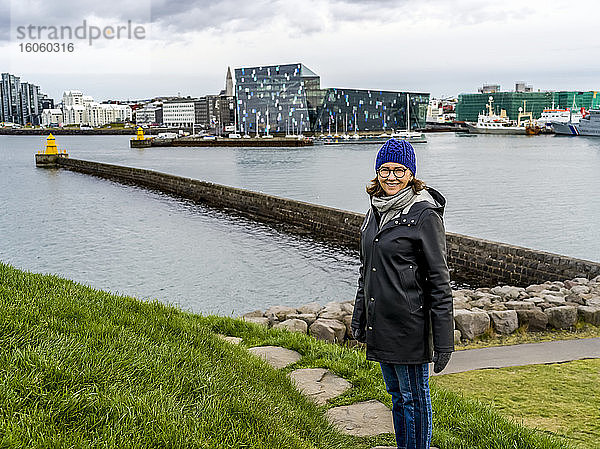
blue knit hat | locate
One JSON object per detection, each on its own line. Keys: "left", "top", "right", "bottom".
{"left": 375, "top": 138, "right": 416, "bottom": 175}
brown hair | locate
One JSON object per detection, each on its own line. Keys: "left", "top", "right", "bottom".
{"left": 366, "top": 175, "right": 427, "bottom": 197}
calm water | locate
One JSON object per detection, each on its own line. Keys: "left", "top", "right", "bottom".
{"left": 1, "top": 133, "right": 599, "bottom": 315}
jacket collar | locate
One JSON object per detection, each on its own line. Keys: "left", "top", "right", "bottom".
{"left": 369, "top": 187, "right": 446, "bottom": 230}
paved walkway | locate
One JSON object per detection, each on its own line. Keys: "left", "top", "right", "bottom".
{"left": 439, "top": 337, "right": 600, "bottom": 375}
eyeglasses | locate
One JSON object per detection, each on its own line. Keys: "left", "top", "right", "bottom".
{"left": 377, "top": 167, "right": 409, "bottom": 178}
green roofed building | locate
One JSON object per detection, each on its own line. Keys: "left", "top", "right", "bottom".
{"left": 456, "top": 90, "right": 600, "bottom": 122}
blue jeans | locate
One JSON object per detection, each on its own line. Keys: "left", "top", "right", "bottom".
{"left": 380, "top": 362, "right": 432, "bottom": 449}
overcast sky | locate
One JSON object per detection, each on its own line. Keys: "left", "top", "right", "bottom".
{"left": 1, "top": 0, "right": 599, "bottom": 101}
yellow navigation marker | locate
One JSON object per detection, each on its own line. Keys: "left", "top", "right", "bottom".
{"left": 136, "top": 127, "right": 145, "bottom": 140}
{"left": 35, "top": 134, "right": 68, "bottom": 167}
{"left": 44, "top": 133, "right": 59, "bottom": 154}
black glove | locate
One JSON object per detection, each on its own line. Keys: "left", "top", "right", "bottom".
{"left": 351, "top": 327, "right": 366, "bottom": 343}
{"left": 433, "top": 351, "right": 452, "bottom": 373}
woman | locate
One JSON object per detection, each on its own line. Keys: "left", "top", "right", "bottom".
{"left": 351, "top": 138, "right": 454, "bottom": 449}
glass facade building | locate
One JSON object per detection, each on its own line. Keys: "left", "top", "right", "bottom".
{"left": 315, "top": 88, "right": 429, "bottom": 134}
{"left": 234, "top": 64, "right": 321, "bottom": 134}
{"left": 234, "top": 63, "right": 429, "bottom": 134}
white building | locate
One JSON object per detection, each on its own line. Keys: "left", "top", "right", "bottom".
{"left": 60, "top": 90, "right": 132, "bottom": 127}
{"left": 85, "top": 102, "right": 132, "bottom": 127}
{"left": 41, "top": 108, "right": 64, "bottom": 126}
{"left": 135, "top": 104, "right": 163, "bottom": 126}
{"left": 163, "top": 101, "right": 196, "bottom": 128}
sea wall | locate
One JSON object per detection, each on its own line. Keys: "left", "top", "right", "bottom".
{"left": 57, "top": 158, "right": 600, "bottom": 287}
{"left": 242, "top": 275, "right": 600, "bottom": 343}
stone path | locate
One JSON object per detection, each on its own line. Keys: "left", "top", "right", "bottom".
{"left": 438, "top": 337, "right": 600, "bottom": 375}
{"left": 220, "top": 335, "right": 600, "bottom": 441}
{"left": 289, "top": 368, "right": 351, "bottom": 405}
{"left": 247, "top": 345, "right": 302, "bottom": 369}
{"left": 325, "top": 399, "right": 394, "bottom": 436}
{"left": 237, "top": 342, "right": 394, "bottom": 437}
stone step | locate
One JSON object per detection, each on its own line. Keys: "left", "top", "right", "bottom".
{"left": 216, "top": 334, "right": 243, "bottom": 345}
{"left": 326, "top": 399, "right": 394, "bottom": 436}
{"left": 247, "top": 345, "right": 302, "bottom": 369}
{"left": 288, "top": 368, "right": 351, "bottom": 405}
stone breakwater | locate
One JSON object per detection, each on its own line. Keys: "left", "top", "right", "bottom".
{"left": 242, "top": 275, "right": 600, "bottom": 343}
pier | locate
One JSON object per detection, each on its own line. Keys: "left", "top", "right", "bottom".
{"left": 131, "top": 136, "right": 313, "bottom": 148}
{"left": 45, "top": 156, "right": 600, "bottom": 287}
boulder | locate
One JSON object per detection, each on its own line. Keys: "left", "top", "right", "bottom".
{"left": 546, "top": 306, "right": 578, "bottom": 329}
{"left": 340, "top": 301, "right": 355, "bottom": 314}
{"left": 471, "top": 297, "right": 492, "bottom": 309}
{"left": 571, "top": 277, "right": 590, "bottom": 285}
{"left": 544, "top": 295, "right": 566, "bottom": 306}
{"left": 274, "top": 318, "right": 308, "bottom": 334}
{"left": 570, "top": 285, "right": 591, "bottom": 295}
{"left": 242, "top": 316, "right": 270, "bottom": 327}
{"left": 242, "top": 310, "right": 264, "bottom": 318}
{"left": 489, "top": 303, "right": 508, "bottom": 311}
{"left": 454, "top": 329, "right": 462, "bottom": 344}
{"left": 491, "top": 285, "right": 523, "bottom": 300}
{"left": 525, "top": 284, "right": 545, "bottom": 293}
{"left": 453, "top": 309, "right": 490, "bottom": 340}
{"left": 342, "top": 315, "right": 353, "bottom": 339}
{"left": 265, "top": 305, "right": 298, "bottom": 321}
{"left": 565, "top": 291, "right": 586, "bottom": 305}
{"left": 516, "top": 309, "right": 548, "bottom": 331}
{"left": 585, "top": 296, "right": 600, "bottom": 307}
{"left": 577, "top": 306, "right": 600, "bottom": 326}
{"left": 297, "top": 302, "right": 323, "bottom": 315}
{"left": 455, "top": 289, "right": 474, "bottom": 299}
{"left": 453, "top": 299, "right": 471, "bottom": 309}
{"left": 286, "top": 313, "right": 317, "bottom": 326}
{"left": 319, "top": 302, "right": 346, "bottom": 321}
{"left": 489, "top": 310, "right": 518, "bottom": 334}
{"left": 505, "top": 301, "right": 536, "bottom": 310}
{"left": 309, "top": 318, "right": 347, "bottom": 343}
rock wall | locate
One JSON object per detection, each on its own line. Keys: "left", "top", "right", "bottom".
{"left": 57, "top": 157, "right": 600, "bottom": 287}
{"left": 243, "top": 275, "right": 600, "bottom": 343}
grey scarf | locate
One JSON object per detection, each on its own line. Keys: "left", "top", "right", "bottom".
{"left": 371, "top": 186, "right": 417, "bottom": 229}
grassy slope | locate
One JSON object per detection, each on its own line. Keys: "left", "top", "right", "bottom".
{"left": 0, "top": 262, "right": 571, "bottom": 449}
{"left": 433, "top": 360, "right": 600, "bottom": 449}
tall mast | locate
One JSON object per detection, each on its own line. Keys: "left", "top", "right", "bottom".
{"left": 406, "top": 93, "right": 410, "bottom": 131}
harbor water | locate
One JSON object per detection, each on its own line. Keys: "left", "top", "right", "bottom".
{"left": 1, "top": 133, "right": 599, "bottom": 315}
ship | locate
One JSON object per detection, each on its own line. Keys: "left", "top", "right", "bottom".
{"left": 537, "top": 107, "right": 583, "bottom": 131}
{"left": 466, "top": 97, "right": 536, "bottom": 135}
{"left": 553, "top": 109, "right": 600, "bottom": 136}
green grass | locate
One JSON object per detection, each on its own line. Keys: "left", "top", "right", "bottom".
{"left": 432, "top": 359, "right": 600, "bottom": 448}
{"left": 0, "top": 261, "right": 571, "bottom": 448}
{"left": 456, "top": 323, "right": 600, "bottom": 351}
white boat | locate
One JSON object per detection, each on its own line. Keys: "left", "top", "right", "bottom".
{"left": 391, "top": 130, "right": 428, "bottom": 143}
{"left": 391, "top": 94, "right": 427, "bottom": 143}
{"left": 538, "top": 107, "right": 582, "bottom": 131}
{"left": 467, "top": 96, "right": 534, "bottom": 135}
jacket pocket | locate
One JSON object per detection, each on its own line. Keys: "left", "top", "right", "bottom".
{"left": 400, "top": 267, "right": 424, "bottom": 314}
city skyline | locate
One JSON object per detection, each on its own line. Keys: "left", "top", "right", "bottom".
{"left": 1, "top": 0, "right": 599, "bottom": 101}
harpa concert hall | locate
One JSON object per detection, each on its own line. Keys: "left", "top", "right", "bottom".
{"left": 234, "top": 63, "right": 429, "bottom": 134}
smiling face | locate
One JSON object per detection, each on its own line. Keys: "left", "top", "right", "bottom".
{"left": 377, "top": 162, "right": 413, "bottom": 196}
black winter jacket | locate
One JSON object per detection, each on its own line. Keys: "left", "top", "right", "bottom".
{"left": 351, "top": 187, "right": 454, "bottom": 364}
